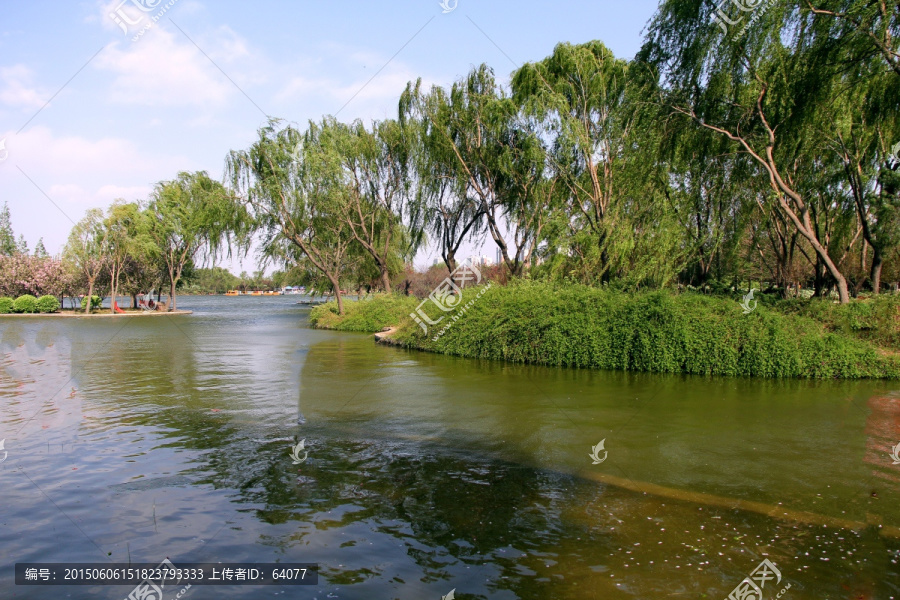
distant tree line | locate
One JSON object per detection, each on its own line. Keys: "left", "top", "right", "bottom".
{"left": 0, "top": 171, "right": 244, "bottom": 313}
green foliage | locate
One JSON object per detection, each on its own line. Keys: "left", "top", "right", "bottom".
{"left": 80, "top": 295, "right": 102, "bottom": 310}
{"left": 0, "top": 203, "right": 16, "bottom": 256}
{"left": 149, "top": 170, "right": 243, "bottom": 310}
{"left": 35, "top": 295, "right": 60, "bottom": 313}
{"left": 380, "top": 282, "right": 898, "bottom": 379}
{"left": 775, "top": 294, "right": 900, "bottom": 352}
{"left": 309, "top": 294, "right": 420, "bottom": 332}
{"left": 181, "top": 267, "right": 241, "bottom": 294}
{"left": 0, "top": 297, "right": 13, "bottom": 313}
{"left": 13, "top": 294, "right": 38, "bottom": 314}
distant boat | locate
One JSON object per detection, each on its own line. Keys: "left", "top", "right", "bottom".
{"left": 225, "top": 290, "right": 241, "bottom": 296}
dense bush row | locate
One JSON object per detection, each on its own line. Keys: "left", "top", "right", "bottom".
{"left": 313, "top": 282, "right": 900, "bottom": 379}
{"left": 0, "top": 294, "right": 60, "bottom": 314}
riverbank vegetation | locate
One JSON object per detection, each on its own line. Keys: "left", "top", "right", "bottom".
{"left": 0, "top": 294, "right": 60, "bottom": 314}
{"left": 309, "top": 294, "right": 420, "bottom": 333}
{"left": 312, "top": 284, "right": 900, "bottom": 379}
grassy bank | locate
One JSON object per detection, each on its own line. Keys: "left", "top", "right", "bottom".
{"left": 309, "top": 294, "right": 421, "bottom": 332}
{"left": 309, "top": 282, "right": 900, "bottom": 379}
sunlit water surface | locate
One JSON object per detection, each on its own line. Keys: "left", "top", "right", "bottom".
{"left": 1, "top": 296, "right": 899, "bottom": 599}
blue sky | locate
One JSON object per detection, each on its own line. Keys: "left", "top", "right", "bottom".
{"left": 0, "top": 0, "right": 660, "bottom": 272}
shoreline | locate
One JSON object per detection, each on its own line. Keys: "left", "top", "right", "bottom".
{"left": 310, "top": 284, "right": 900, "bottom": 380}
{"left": 0, "top": 309, "right": 193, "bottom": 318}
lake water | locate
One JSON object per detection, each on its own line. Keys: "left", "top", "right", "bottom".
{"left": 1, "top": 295, "right": 899, "bottom": 599}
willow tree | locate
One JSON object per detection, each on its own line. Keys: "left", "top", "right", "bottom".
{"left": 796, "top": 1, "right": 900, "bottom": 292}
{"left": 804, "top": 0, "right": 900, "bottom": 77}
{"left": 400, "top": 84, "right": 485, "bottom": 273}
{"left": 226, "top": 120, "right": 358, "bottom": 314}
{"left": 103, "top": 201, "right": 157, "bottom": 313}
{"left": 511, "top": 41, "right": 632, "bottom": 279}
{"left": 64, "top": 208, "right": 106, "bottom": 314}
{"left": 403, "top": 65, "right": 556, "bottom": 277}
{"left": 640, "top": 0, "right": 859, "bottom": 302}
{"left": 320, "top": 117, "right": 423, "bottom": 292}
{"left": 148, "top": 171, "right": 237, "bottom": 311}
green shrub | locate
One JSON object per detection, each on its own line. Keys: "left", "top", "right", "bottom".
{"left": 774, "top": 294, "right": 900, "bottom": 351}
{"left": 13, "top": 294, "right": 38, "bottom": 314}
{"left": 383, "top": 281, "right": 899, "bottom": 380}
{"left": 80, "top": 295, "right": 102, "bottom": 310}
{"left": 36, "top": 295, "right": 60, "bottom": 313}
{"left": 0, "top": 297, "right": 13, "bottom": 314}
{"left": 309, "top": 294, "right": 421, "bottom": 332}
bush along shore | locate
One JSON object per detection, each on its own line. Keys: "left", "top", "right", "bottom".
{"left": 0, "top": 294, "right": 60, "bottom": 314}
{"left": 309, "top": 282, "right": 900, "bottom": 379}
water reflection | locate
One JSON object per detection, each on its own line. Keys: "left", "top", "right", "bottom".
{"left": 0, "top": 297, "right": 898, "bottom": 599}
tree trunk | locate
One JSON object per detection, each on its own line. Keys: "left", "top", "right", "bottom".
{"left": 109, "top": 267, "right": 118, "bottom": 314}
{"left": 85, "top": 280, "right": 94, "bottom": 314}
{"left": 380, "top": 269, "right": 391, "bottom": 293}
{"left": 871, "top": 247, "right": 883, "bottom": 294}
{"left": 813, "top": 257, "right": 826, "bottom": 298}
{"left": 443, "top": 251, "right": 457, "bottom": 274}
{"left": 328, "top": 274, "right": 344, "bottom": 315}
{"left": 169, "top": 279, "right": 177, "bottom": 311}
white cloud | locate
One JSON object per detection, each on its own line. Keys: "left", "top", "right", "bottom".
{"left": 0, "top": 65, "right": 48, "bottom": 111}
{"left": 92, "top": 1, "right": 262, "bottom": 109}
{"left": 274, "top": 52, "right": 426, "bottom": 122}
{"left": 94, "top": 29, "right": 235, "bottom": 107}
{"left": 2, "top": 126, "right": 186, "bottom": 205}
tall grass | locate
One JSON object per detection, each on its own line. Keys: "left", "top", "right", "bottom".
{"left": 774, "top": 294, "right": 900, "bottom": 352}
{"left": 379, "top": 282, "right": 900, "bottom": 379}
{"left": 309, "top": 294, "right": 421, "bottom": 333}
